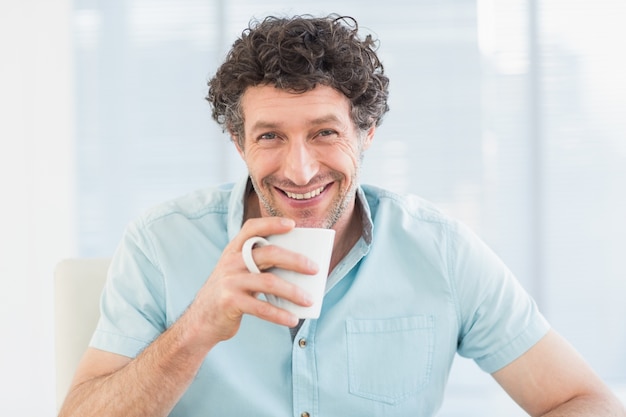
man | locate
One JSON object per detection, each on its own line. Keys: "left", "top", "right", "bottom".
{"left": 59, "top": 14, "right": 625, "bottom": 417}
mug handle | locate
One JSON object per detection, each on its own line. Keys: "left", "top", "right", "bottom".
{"left": 241, "top": 236, "right": 270, "bottom": 273}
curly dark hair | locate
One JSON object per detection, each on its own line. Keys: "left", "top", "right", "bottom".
{"left": 206, "top": 14, "right": 390, "bottom": 146}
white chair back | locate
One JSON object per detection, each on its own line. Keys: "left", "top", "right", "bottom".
{"left": 54, "top": 258, "right": 110, "bottom": 409}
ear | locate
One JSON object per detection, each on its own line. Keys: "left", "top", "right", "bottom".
{"left": 361, "top": 125, "right": 376, "bottom": 150}
{"left": 230, "top": 130, "right": 245, "bottom": 158}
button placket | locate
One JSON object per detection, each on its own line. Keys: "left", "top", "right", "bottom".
{"left": 292, "top": 321, "right": 319, "bottom": 417}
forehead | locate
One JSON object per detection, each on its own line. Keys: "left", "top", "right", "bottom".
{"left": 240, "top": 85, "right": 352, "bottom": 129}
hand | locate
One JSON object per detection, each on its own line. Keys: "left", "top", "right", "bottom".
{"left": 189, "top": 217, "right": 318, "bottom": 346}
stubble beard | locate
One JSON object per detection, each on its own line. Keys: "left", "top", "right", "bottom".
{"left": 249, "top": 171, "right": 360, "bottom": 230}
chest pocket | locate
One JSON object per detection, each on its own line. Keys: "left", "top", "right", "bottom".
{"left": 346, "top": 315, "right": 435, "bottom": 405}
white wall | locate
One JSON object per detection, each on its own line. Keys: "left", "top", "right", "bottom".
{"left": 0, "top": 1, "right": 75, "bottom": 415}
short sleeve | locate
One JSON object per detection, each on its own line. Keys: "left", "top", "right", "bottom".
{"left": 449, "top": 222, "right": 550, "bottom": 373}
{"left": 89, "top": 219, "right": 167, "bottom": 358}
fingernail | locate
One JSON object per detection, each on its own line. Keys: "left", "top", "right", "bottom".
{"left": 281, "top": 218, "right": 295, "bottom": 227}
{"left": 303, "top": 291, "right": 314, "bottom": 305}
{"left": 308, "top": 259, "right": 319, "bottom": 272}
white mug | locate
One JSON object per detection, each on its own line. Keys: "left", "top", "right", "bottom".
{"left": 242, "top": 227, "right": 335, "bottom": 319}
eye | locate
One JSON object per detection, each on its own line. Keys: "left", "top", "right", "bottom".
{"left": 258, "top": 132, "right": 278, "bottom": 141}
{"left": 317, "top": 129, "right": 337, "bottom": 138}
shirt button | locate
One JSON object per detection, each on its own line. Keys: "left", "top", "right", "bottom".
{"left": 301, "top": 412, "right": 310, "bottom": 417}
{"left": 298, "top": 338, "right": 307, "bottom": 348}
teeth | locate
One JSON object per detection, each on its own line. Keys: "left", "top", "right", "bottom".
{"left": 285, "top": 186, "right": 325, "bottom": 200}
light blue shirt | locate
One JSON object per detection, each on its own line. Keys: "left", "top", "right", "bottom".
{"left": 92, "top": 176, "right": 550, "bottom": 416}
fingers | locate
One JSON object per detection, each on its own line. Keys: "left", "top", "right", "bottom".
{"left": 245, "top": 243, "right": 319, "bottom": 275}
{"left": 232, "top": 217, "right": 296, "bottom": 249}
{"left": 194, "top": 267, "right": 308, "bottom": 342}
{"left": 237, "top": 272, "right": 313, "bottom": 327}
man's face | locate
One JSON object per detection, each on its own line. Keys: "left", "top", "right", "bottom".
{"left": 235, "top": 84, "right": 374, "bottom": 230}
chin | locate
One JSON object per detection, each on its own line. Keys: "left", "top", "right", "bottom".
{"left": 294, "top": 221, "right": 330, "bottom": 229}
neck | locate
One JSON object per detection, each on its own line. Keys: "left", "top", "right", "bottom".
{"left": 328, "top": 199, "right": 363, "bottom": 272}
{"left": 243, "top": 186, "right": 261, "bottom": 222}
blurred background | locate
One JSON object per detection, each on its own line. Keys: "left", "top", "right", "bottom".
{"left": 1, "top": 0, "right": 625, "bottom": 415}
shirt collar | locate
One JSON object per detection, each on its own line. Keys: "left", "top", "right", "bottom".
{"left": 355, "top": 186, "right": 374, "bottom": 245}
{"left": 226, "top": 175, "right": 250, "bottom": 242}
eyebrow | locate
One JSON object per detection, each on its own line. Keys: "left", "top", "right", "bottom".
{"left": 307, "top": 115, "right": 345, "bottom": 126}
{"left": 249, "top": 114, "right": 346, "bottom": 132}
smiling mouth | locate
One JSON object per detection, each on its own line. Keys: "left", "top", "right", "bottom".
{"left": 283, "top": 185, "right": 326, "bottom": 200}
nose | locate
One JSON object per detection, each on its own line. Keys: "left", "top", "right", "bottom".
{"left": 283, "top": 140, "right": 319, "bottom": 186}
